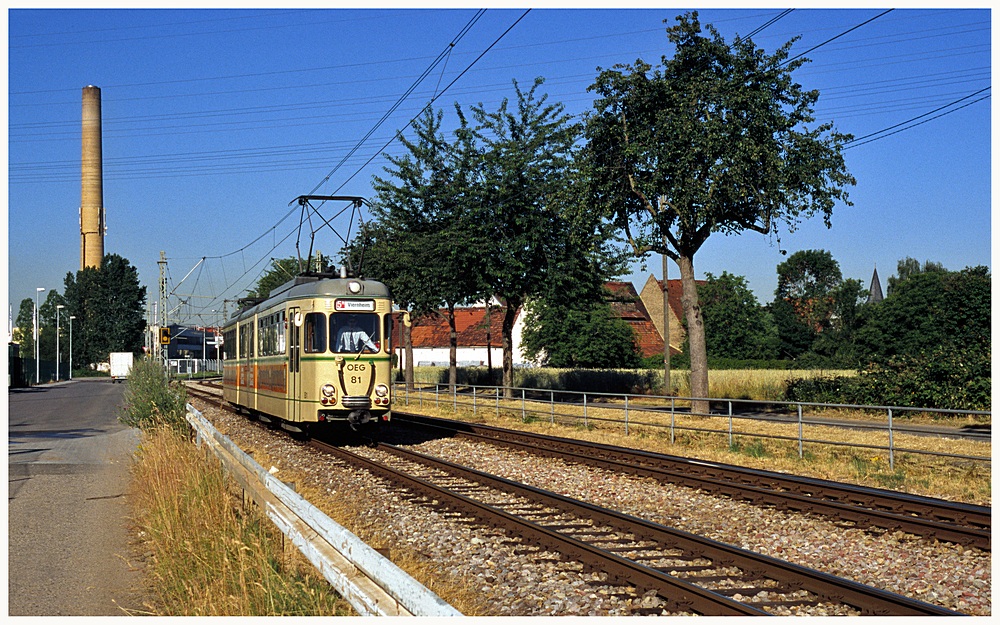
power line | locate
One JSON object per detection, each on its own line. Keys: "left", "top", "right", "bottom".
{"left": 844, "top": 86, "right": 990, "bottom": 148}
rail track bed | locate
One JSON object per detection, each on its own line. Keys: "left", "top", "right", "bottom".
{"left": 313, "top": 438, "right": 958, "bottom": 616}
{"left": 393, "top": 412, "right": 990, "bottom": 551}
{"left": 184, "top": 383, "right": 990, "bottom": 615}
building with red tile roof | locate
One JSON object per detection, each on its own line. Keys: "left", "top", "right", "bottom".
{"left": 393, "top": 279, "right": 676, "bottom": 368}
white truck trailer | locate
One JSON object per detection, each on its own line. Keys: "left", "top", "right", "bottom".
{"left": 109, "top": 352, "right": 134, "bottom": 383}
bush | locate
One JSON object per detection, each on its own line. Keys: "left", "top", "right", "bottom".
{"left": 784, "top": 347, "right": 990, "bottom": 412}
{"left": 118, "top": 357, "right": 189, "bottom": 433}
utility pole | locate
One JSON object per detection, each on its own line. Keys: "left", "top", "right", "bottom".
{"left": 158, "top": 251, "right": 168, "bottom": 367}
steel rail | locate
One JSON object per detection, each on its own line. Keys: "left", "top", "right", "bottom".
{"left": 310, "top": 438, "right": 767, "bottom": 616}
{"left": 394, "top": 412, "right": 990, "bottom": 551}
{"left": 326, "top": 440, "right": 960, "bottom": 616}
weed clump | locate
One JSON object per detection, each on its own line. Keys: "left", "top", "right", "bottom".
{"left": 118, "top": 357, "right": 188, "bottom": 433}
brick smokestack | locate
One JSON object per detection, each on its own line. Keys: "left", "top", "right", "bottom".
{"left": 80, "top": 85, "right": 104, "bottom": 269}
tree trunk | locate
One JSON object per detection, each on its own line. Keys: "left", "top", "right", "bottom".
{"left": 500, "top": 298, "right": 520, "bottom": 398}
{"left": 677, "top": 254, "right": 710, "bottom": 416}
{"left": 403, "top": 316, "right": 414, "bottom": 392}
{"left": 447, "top": 304, "right": 457, "bottom": 393}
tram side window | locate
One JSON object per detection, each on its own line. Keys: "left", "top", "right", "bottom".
{"left": 304, "top": 312, "right": 327, "bottom": 353}
{"left": 239, "top": 323, "right": 254, "bottom": 359}
{"left": 258, "top": 313, "right": 281, "bottom": 357}
{"left": 383, "top": 314, "right": 392, "bottom": 353}
{"left": 277, "top": 311, "right": 286, "bottom": 353}
{"left": 223, "top": 328, "right": 236, "bottom": 360}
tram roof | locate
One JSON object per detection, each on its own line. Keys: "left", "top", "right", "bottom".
{"left": 229, "top": 274, "right": 390, "bottom": 322}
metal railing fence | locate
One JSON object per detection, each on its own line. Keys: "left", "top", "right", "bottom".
{"left": 393, "top": 382, "right": 991, "bottom": 470}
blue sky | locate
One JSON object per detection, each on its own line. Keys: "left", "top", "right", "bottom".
{"left": 6, "top": 5, "right": 992, "bottom": 330}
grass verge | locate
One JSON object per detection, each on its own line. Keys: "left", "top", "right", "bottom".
{"left": 129, "top": 427, "right": 354, "bottom": 616}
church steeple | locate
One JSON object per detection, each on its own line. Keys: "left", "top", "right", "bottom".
{"left": 868, "top": 265, "right": 884, "bottom": 304}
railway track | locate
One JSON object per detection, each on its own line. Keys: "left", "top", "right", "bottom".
{"left": 183, "top": 383, "right": 982, "bottom": 614}
{"left": 393, "top": 412, "right": 990, "bottom": 552}
{"left": 310, "top": 438, "right": 959, "bottom": 616}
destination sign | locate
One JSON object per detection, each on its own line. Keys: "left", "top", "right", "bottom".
{"left": 335, "top": 299, "right": 376, "bottom": 312}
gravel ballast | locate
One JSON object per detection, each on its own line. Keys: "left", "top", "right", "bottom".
{"left": 194, "top": 401, "right": 990, "bottom": 616}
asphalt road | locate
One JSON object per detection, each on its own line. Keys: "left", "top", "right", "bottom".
{"left": 8, "top": 378, "right": 149, "bottom": 616}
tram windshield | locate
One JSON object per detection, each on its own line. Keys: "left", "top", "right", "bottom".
{"left": 331, "top": 313, "right": 380, "bottom": 354}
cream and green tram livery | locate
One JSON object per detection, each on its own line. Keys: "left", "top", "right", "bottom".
{"left": 222, "top": 273, "right": 393, "bottom": 436}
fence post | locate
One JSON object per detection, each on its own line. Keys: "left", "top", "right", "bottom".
{"left": 583, "top": 393, "right": 588, "bottom": 428}
{"left": 453, "top": 384, "right": 457, "bottom": 413}
{"left": 797, "top": 404, "right": 804, "bottom": 459}
{"left": 496, "top": 385, "right": 499, "bottom": 418}
{"left": 728, "top": 401, "right": 733, "bottom": 449}
{"left": 472, "top": 384, "right": 477, "bottom": 416}
{"left": 521, "top": 388, "right": 526, "bottom": 422}
{"left": 625, "top": 395, "right": 629, "bottom": 436}
{"left": 888, "top": 408, "right": 895, "bottom": 470}
{"left": 670, "top": 397, "right": 675, "bottom": 444}
{"left": 551, "top": 390, "right": 555, "bottom": 424}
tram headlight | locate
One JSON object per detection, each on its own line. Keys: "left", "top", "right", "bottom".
{"left": 321, "top": 383, "right": 336, "bottom": 398}
{"left": 374, "top": 384, "right": 388, "bottom": 398}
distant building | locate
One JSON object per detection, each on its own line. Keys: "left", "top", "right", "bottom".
{"left": 639, "top": 275, "right": 699, "bottom": 357}
{"left": 868, "top": 266, "right": 884, "bottom": 304}
{"left": 604, "top": 281, "right": 665, "bottom": 359}
{"left": 395, "top": 279, "right": 674, "bottom": 368}
{"left": 392, "top": 306, "right": 517, "bottom": 369}
{"left": 164, "top": 324, "right": 220, "bottom": 360}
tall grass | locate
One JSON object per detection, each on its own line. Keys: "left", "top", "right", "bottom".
{"left": 130, "top": 428, "right": 353, "bottom": 616}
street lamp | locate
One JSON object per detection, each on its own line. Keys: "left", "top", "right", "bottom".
{"left": 69, "top": 316, "right": 76, "bottom": 380}
{"left": 56, "top": 305, "right": 65, "bottom": 381}
{"left": 34, "top": 287, "right": 45, "bottom": 385}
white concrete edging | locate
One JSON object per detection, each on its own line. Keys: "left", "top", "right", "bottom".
{"left": 186, "top": 404, "right": 462, "bottom": 616}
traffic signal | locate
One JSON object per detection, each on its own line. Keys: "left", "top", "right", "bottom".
{"left": 159, "top": 327, "right": 171, "bottom": 344}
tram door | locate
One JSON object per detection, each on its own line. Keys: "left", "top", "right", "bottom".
{"left": 288, "top": 307, "right": 301, "bottom": 422}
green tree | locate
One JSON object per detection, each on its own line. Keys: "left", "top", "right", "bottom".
{"left": 522, "top": 287, "right": 640, "bottom": 369}
{"left": 38, "top": 290, "right": 68, "bottom": 362}
{"left": 885, "top": 257, "right": 946, "bottom": 295}
{"left": 810, "top": 278, "right": 867, "bottom": 366}
{"left": 13, "top": 298, "right": 34, "bottom": 356}
{"left": 363, "top": 106, "right": 486, "bottom": 391}
{"left": 247, "top": 256, "right": 305, "bottom": 299}
{"left": 772, "top": 249, "right": 843, "bottom": 352}
{"left": 63, "top": 253, "right": 147, "bottom": 366}
{"left": 696, "top": 272, "right": 773, "bottom": 360}
{"left": 857, "top": 264, "right": 990, "bottom": 361}
{"left": 586, "top": 12, "right": 854, "bottom": 412}
{"left": 468, "top": 78, "right": 589, "bottom": 395}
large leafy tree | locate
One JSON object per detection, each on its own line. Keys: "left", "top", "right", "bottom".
{"left": 695, "top": 272, "right": 773, "bottom": 360}
{"left": 586, "top": 12, "right": 854, "bottom": 411}
{"left": 856, "top": 264, "right": 990, "bottom": 361}
{"left": 772, "top": 249, "right": 843, "bottom": 347}
{"left": 363, "top": 106, "right": 485, "bottom": 391}
{"left": 885, "top": 257, "right": 946, "bottom": 295}
{"left": 63, "top": 253, "right": 147, "bottom": 366}
{"left": 468, "top": 78, "right": 588, "bottom": 395}
{"left": 247, "top": 256, "right": 314, "bottom": 299}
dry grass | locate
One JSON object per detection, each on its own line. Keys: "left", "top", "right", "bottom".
{"left": 396, "top": 392, "right": 991, "bottom": 506}
{"left": 129, "top": 427, "right": 354, "bottom": 616}
{"left": 230, "top": 433, "right": 493, "bottom": 616}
